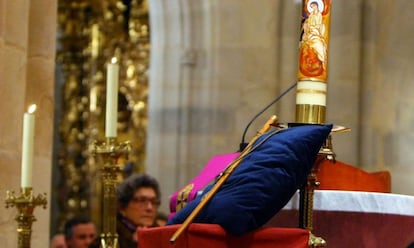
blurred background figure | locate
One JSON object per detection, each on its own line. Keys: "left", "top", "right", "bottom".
{"left": 117, "top": 173, "right": 161, "bottom": 247}
{"left": 155, "top": 211, "right": 168, "bottom": 226}
{"left": 64, "top": 215, "right": 97, "bottom": 248}
{"left": 50, "top": 233, "right": 67, "bottom": 248}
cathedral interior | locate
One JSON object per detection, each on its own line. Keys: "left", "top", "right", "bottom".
{"left": 1, "top": 0, "right": 414, "bottom": 247}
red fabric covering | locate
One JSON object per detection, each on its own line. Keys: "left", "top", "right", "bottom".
{"left": 138, "top": 223, "right": 310, "bottom": 248}
{"left": 268, "top": 209, "right": 414, "bottom": 248}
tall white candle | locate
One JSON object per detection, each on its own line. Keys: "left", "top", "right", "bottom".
{"left": 21, "top": 104, "right": 36, "bottom": 188}
{"left": 105, "top": 57, "right": 119, "bottom": 138}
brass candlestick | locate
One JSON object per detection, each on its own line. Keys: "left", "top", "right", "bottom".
{"left": 300, "top": 135, "right": 335, "bottom": 232}
{"left": 5, "top": 187, "right": 47, "bottom": 248}
{"left": 303, "top": 136, "right": 334, "bottom": 248}
{"left": 92, "top": 138, "right": 131, "bottom": 248}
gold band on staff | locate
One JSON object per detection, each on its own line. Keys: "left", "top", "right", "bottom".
{"left": 295, "top": 104, "right": 326, "bottom": 124}
{"left": 296, "top": 89, "right": 326, "bottom": 95}
{"left": 169, "top": 115, "right": 278, "bottom": 243}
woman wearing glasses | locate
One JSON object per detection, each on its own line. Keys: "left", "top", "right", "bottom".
{"left": 116, "top": 173, "right": 161, "bottom": 247}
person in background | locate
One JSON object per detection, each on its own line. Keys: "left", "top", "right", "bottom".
{"left": 155, "top": 211, "right": 168, "bottom": 226}
{"left": 116, "top": 173, "right": 161, "bottom": 247}
{"left": 50, "top": 233, "right": 67, "bottom": 248}
{"left": 64, "top": 215, "right": 97, "bottom": 248}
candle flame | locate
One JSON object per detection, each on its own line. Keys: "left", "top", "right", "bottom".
{"left": 28, "top": 104, "right": 37, "bottom": 114}
{"left": 111, "top": 57, "right": 117, "bottom": 64}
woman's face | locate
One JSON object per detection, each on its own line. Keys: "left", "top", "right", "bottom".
{"left": 120, "top": 187, "right": 159, "bottom": 227}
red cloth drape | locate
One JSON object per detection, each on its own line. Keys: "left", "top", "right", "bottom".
{"left": 138, "top": 223, "right": 310, "bottom": 248}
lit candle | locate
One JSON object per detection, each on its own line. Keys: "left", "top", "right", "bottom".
{"left": 295, "top": 0, "right": 332, "bottom": 124}
{"left": 105, "top": 57, "right": 119, "bottom": 138}
{"left": 21, "top": 104, "right": 36, "bottom": 188}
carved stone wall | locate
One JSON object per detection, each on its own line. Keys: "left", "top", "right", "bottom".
{"left": 0, "top": 0, "right": 56, "bottom": 246}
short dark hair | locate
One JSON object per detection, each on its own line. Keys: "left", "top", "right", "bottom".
{"left": 117, "top": 173, "right": 160, "bottom": 209}
{"left": 64, "top": 215, "right": 93, "bottom": 239}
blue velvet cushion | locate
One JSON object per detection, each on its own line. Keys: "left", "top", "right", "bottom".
{"left": 168, "top": 124, "right": 333, "bottom": 235}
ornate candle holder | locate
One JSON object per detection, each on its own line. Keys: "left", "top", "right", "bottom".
{"left": 92, "top": 138, "right": 131, "bottom": 248}
{"left": 5, "top": 187, "right": 47, "bottom": 248}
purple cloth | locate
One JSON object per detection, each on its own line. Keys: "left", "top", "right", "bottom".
{"left": 169, "top": 152, "right": 239, "bottom": 218}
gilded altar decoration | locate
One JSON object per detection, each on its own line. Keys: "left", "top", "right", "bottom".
{"left": 53, "top": 0, "right": 150, "bottom": 233}
{"left": 296, "top": 0, "right": 332, "bottom": 124}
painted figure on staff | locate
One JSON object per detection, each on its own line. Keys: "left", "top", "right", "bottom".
{"left": 299, "top": 0, "right": 331, "bottom": 80}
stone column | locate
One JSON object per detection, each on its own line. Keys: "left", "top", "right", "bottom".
{"left": 0, "top": 0, "right": 56, "bottom": 246}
